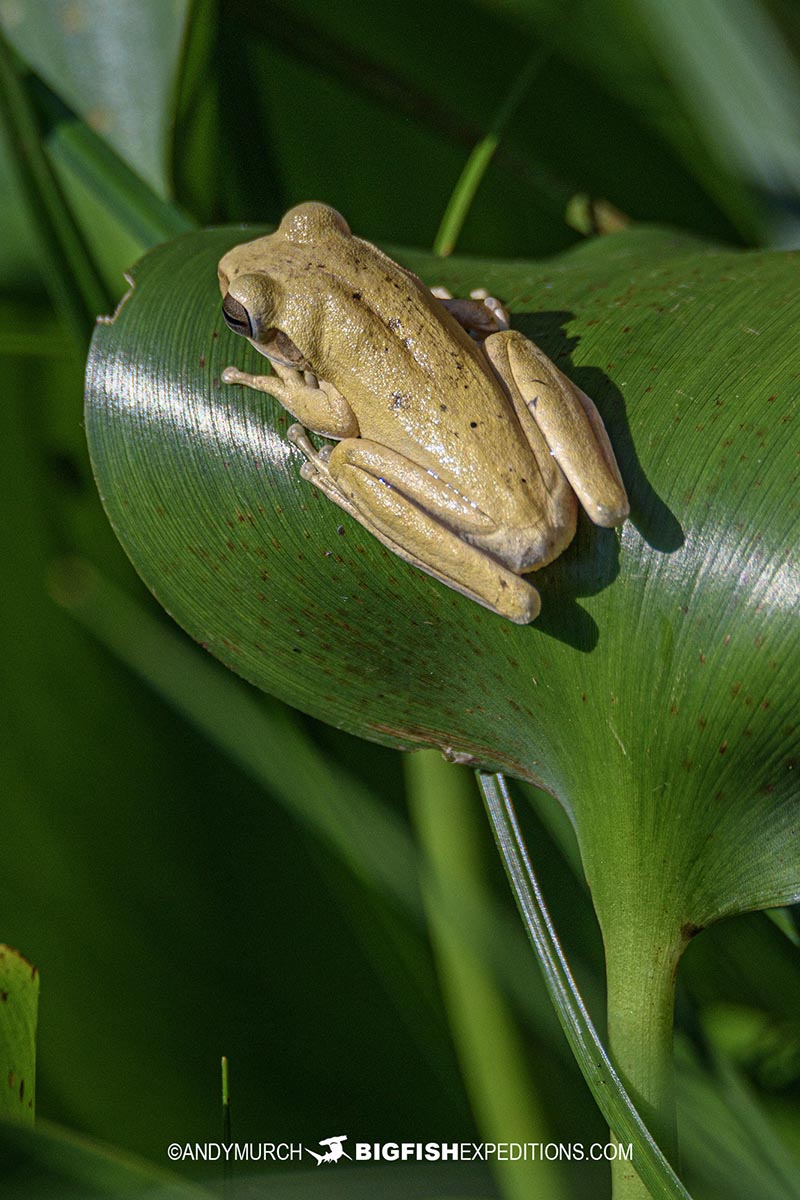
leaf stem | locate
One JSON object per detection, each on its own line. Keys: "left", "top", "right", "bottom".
{"left": 604, "top": 927, "right": 680, "bottom": 1199}
{"left": 477, "top": 773, "right": 690, "bottom": 1200}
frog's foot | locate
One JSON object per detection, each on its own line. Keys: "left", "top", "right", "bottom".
{"left": 468, "top": 288, "right": 510, "bottom": 331}
{"left": 430, "top": 286, "right": 509, "bottom": 341}
{"left": 221, "top": 364, "right": 270, "bottom": 389}
{"left": 287, "top": 424, "right": 380, "bottom": 527}
{"left": 287, "top": 423, "right": 333, "bottom": 469}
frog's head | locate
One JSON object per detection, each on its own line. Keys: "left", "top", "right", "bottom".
{"left": 218, "top": 204, "right": 351, "bottom": 367}
{"left": 218, "top": 268, "right": 311, "bottom": 371}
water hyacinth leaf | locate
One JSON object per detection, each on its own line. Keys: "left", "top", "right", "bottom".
{"left": 85, "top": 225, "right": 799, "bottom": 937}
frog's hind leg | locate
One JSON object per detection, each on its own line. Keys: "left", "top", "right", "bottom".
{"left": 484, "top": 330, "right": 629, "bottom": 528}
{"left": 287, "top": 425, "right": 540, "bottom": 624}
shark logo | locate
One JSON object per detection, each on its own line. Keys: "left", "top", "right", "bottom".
{"left": 305, "top": 1134, "right": 352, "bottom": 1165}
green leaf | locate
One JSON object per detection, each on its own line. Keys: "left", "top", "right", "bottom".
{"left": 0, "top": 0, "right": 192, "bottom": 198}
{"left": 0, "top": 29, "right": 109, "bottom": 343}
{"left": 85, "top": 223, "right": 800, "bottom": 920}
{"left": 0, "top": 945, "right": 38, "bottom": 1122}
{"left": 407, "top": 754, "right": 568, "bottom": 1200}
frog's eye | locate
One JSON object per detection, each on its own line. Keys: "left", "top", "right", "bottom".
{"left": 222, "top": 294, "right": 255, "bottom": 338}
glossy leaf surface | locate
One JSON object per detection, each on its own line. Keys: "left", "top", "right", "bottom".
{"left": 85, "top": 226, "right": 800, "bottom": 937}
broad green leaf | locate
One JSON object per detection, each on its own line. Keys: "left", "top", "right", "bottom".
{"left": 491, "top": 0, "right": 765, "bottom": 242}
{"left": 85, "top": 224, "right": 800, "bottom": 925}
{"left": 0, "top": 945, "right": 38, "bottom": 1122}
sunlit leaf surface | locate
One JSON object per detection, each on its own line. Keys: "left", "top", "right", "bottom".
{"left": 86, "top": 227, "right": 800, "bottom": 946}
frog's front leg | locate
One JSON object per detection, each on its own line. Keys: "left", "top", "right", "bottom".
{"left": 221, "top": 360, "right": 359, "bottom": 438}
{"left": 287, "top": 426, "right": 541, "bottom": 624}
{"left": 484, "top": 330, "right": 629, "bottom": 528}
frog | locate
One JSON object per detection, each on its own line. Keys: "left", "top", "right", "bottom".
{"left": 217, "top": 202, "right": 629, "bottom": 624}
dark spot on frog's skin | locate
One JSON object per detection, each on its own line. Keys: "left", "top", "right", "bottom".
{"left": 440, "top": 403, "right": 448, "bottom": 412}
{"left": 352, "top": 291, "right": 362, "bottom": 300}
{"left": 470, "top": 421, "right": 478, "bottom": 428}
{"left": 390, "top": 392, "right": 411, "bottom": 410}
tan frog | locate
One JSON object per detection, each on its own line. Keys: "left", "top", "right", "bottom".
{"left": 218, "top": 202, "right": 628, "bottom": 623}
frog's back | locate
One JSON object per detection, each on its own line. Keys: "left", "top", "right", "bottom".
{"left": 294, "top": 235, "right": 553, "bottom": 524}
